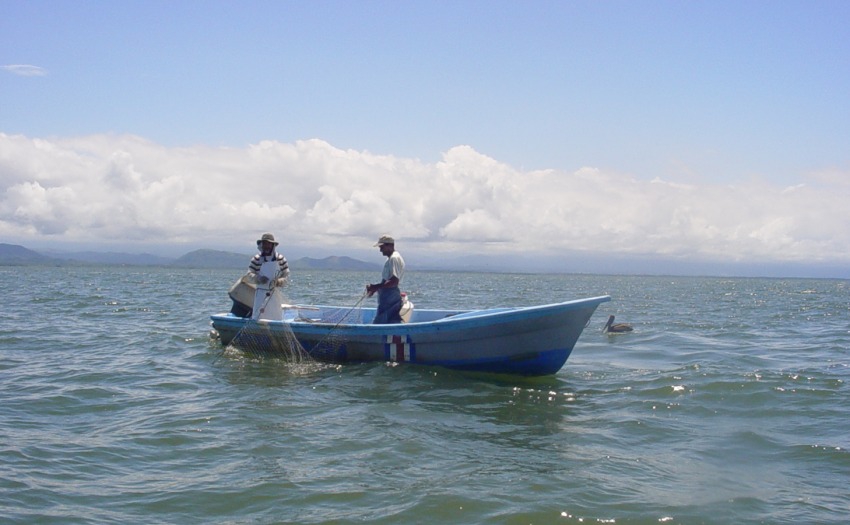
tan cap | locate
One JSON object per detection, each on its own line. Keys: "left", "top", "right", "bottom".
{"left": 373, "top": 234, "right": 394, "bottom": 246}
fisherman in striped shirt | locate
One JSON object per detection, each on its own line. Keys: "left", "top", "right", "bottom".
{"left": 248, "top": 233, "right": 290, "bottom": 320}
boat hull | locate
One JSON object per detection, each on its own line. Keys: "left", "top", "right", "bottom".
{"left": 210, "top": 295, "right": 610, "bottom": 376}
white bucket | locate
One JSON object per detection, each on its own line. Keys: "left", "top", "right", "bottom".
{"left": 399, "top": 292, "right": 414, "bottom": 323}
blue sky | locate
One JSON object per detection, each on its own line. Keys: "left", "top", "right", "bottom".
{"left": 2, "top": 1, "right": 849, "bottom": 277}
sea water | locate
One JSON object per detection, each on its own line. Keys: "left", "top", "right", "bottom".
{"left": 1, "top": 266, "right": 848, "bottom": 524}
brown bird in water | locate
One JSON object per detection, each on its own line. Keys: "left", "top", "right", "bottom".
{"left": 603, "top": 315, "right": 633, "bottom": 333}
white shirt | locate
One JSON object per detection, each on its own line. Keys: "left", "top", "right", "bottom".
{"left": 382, "top": 251, "right": 404, "bottom": 284}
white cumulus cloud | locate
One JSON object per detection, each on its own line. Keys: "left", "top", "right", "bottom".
{"left": 1, "top": 132, "right": 848, "bottom": 268}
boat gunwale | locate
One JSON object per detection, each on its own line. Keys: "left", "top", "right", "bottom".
{"left": 210, "top": 295, "right": 611, "bottom": 336}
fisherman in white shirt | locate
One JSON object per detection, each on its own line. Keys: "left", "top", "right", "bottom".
{"left": 365, "top": 235, "right": 405, "bottom": 324}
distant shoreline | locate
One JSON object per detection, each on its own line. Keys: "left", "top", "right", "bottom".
{"left": 2, "top": 242, "right": 848, "bottom": 279}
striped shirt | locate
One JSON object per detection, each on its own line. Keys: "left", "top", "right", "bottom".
{"left": 249, "top": 251, "right": 290, "bottom": 280}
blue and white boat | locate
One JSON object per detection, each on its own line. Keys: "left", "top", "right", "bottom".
{"left": 210, "top": 295, "right": 610, "bottom": 376}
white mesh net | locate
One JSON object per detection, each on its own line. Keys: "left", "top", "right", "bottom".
{"left": 223, "top": 289, "right": 367, "bottom": 367}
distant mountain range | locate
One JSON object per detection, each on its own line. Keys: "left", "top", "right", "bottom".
{"left": 7, "top": 242, "right": 846, "bottom": 278}
{"left": 0, "top": 243, "right": 380, "bottom": 271}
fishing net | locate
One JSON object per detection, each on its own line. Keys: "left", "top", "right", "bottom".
{"left": 223, "top": 285, "right": 367, "bottom": 367}
{"left": 290, "top": 295, "right": 368, "bottom": 363}
{"left": 222, "top": 276, "right": 313, "bottom": 363}
{"left": 226, "top": 318, "right": 312, "bottom": 363}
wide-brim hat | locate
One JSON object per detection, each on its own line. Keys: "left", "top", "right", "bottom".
{"left": 257, "top": 233, "right": 279, "bottom": 246}
{"left": 373, "top": 234, "right": 395, "bottom": 246}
